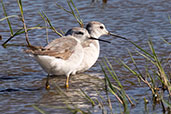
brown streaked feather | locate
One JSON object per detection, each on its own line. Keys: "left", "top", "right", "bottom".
{"left": 25, "top": 36, "right": 78, "bottom": 60}
{"left": 28, "top": 45, "right": 44, "bottom": 50}
{"left": 24, "top": 45, "right": 44, "bottom": 53}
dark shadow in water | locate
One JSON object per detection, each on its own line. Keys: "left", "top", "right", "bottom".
{"left": 0, "top": 76, "right": 19, "bottom": 81}
{"left": 0, "top": 88, "right": 20, "bottom": 92}
{"left": 0, "top": 87, "right": 43, "bottom": 93}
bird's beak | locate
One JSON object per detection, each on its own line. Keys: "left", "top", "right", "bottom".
{"left": 89, "top": 37, "right": 111, "bottom": 43}
{"left": 108, "top": 32, "right": 128, "bottom": 40}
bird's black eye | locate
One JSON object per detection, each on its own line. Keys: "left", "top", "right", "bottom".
{"left": 76, "top": 31, "right": 84, "bottom": 35}
{"left": 100, "top": 26, "right": 104, "bottom": 29}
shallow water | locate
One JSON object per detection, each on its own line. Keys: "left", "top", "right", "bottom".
{"left": 0, "top": 0, "right": 171, "bottom": 113}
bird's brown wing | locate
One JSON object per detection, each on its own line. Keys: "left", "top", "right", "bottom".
{"left": 25, "top": 37, "right": 78, "bottom": 60}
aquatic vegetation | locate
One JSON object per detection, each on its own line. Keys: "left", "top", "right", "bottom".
{"left": 39, "top": 11, "right": 63, "bottom": 37}
{"left": 117, "top": 39, "right": 171, "bottom": 113}
{"left": 1, "top": 0, "right": 31, "bottom": 46}
{"left": 56, "top": 0, "right": 83, "bottom": 27}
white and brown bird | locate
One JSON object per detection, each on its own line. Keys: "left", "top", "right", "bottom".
{"left": 25, "top": 27, "right": 98, "bottom": 88}
{"left": 65, "top": 21, "right": 125, "bottom": 74}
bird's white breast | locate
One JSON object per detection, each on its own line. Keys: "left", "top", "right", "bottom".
{"left": 76, "top": 40, "right": 100, "bottom": 73}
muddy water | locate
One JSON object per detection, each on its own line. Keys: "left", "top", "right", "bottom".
{"left": 0, "top": 0, "right": 171, "bottom": 114}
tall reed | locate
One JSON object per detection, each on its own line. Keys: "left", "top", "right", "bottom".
{"left": 1, "top": 0, "right": 44, "bottom": 47}
{"left": 56, "top": 0, "right": 83, "bottom": 27}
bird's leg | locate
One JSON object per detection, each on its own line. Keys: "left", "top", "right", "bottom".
{"left": 45, "top": 74, "right": 50, "bottom": 90}
{"left": 66, "top": 75, "right": 70, "bottom": 89}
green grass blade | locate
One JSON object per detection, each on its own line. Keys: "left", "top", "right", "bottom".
{"left": 162, "top": 99, "right": 171, "bottom": 108}
{"left": 127, "top": 40, "right": 154, "bottom": 59}
{"left": 2, "top": 24, "right": 42, "bottom": 46}
{"left": 56, "top": 0, "right": 83, "bottom": 27}
{"left": 117, "top": 37, "right": 154, "bottom": 59}
{"left": 145, "top": 65, "right": 156, "bottom": 89}
{"left": 40, "top": 11, "right": 63, "bottom": 37}
{"left": 67, "top": 0, "right": 79, "bottom": 23}
{"left": 168, "top": 15, "right": 171, "bottom": 24}
{"left": 2, "top": 29, "right": 22, "bottom": 47}
{"left": 56, "top": 2, "right": 72, "bottom": 14}
{"left": 17, "top": 0, "right": 31, "bottom": 46}
{"left": 70, "top": 0, "right": 83, "bottom": 26}
{"left": 1, "top": 0, "right": 13, "bottom": 36}
{"left": 100, "top": 61, "right": 131, "bottom": 110}
{"left": 100, "top": 63, "right": 123, "bottom": 103}
{"left": 70, "top": 0, "right": 80, "bottom": 18}
{"left": 0, "top": 15, "right": 19, "bottom": 21}
{"left": 18, "top": 0, "right": 23, "bottom": 13}
{"left": 80, "top": 89, "right": 95, "bottom": 106}
{"left": 135, "top": 50, "right": 155, "bottom": 65}
{"left": 32, "top": 105, "right": 47, "bottom": 114}
{"left": 39, "top": 11, "right": 47, "bottom": 22}
{"left": 104, "top": 58, "right": 123, "bottom": 88}
{"left": 100, "top": 61, "right": 119, "bottom": 91}
{"left": 148, "top": 39, "right": 157, "bottom": 59}
{"left": 127, "top": 50, "right": 143, "bottom": 84}
{"left": 160, "top": 37, "right": 171, "bottom": 45}
{"left": 119, "top": 59, "right": 140, "bottom": 78}
{"left": 148, "top": 40, "right": 171, "bottom": 93}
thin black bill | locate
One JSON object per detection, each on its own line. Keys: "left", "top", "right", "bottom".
{"left": 89, "top": 37, "right": 111, "bottom": 43}
{"left": 109, "top": 32, "right": 128, "bottom": 40}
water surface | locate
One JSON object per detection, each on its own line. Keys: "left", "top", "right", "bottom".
{"left": 0, "top": 0, "right": 171, "bottom": 113}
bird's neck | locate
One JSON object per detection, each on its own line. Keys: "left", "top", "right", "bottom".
{"left": 89, "top": 31, "right": 101, "bottom": 38}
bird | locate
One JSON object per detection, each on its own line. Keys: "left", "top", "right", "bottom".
{"left": 25, "top": 27, "right": 97, "bottom": 88}
{"left": 65, "top": 21, "right": 125, "bottom": 74}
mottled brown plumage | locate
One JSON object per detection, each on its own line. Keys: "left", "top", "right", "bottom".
{"left": 25, "top": 36, "right": 77, "bottom": 60}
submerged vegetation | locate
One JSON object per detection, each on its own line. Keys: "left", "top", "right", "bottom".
{"left": 0, "top": 0, "right": 171, "bottom": 113}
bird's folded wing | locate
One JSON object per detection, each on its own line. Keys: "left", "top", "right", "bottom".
{"left": 25, "top": 37, "right": 78, "bottom": 60}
